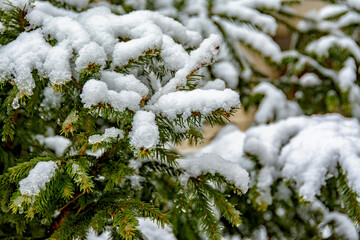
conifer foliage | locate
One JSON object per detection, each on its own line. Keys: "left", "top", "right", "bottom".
{"left": 111, "top": 0, "right": 360, "bottom": 239}
{"left": 0, "top": 0, "right": 249, "bottom": 239}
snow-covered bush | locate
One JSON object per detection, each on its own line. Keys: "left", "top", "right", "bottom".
{"left": 0, "top": 1, "right": 249, "bottom": 239}
{"left": 200, "top": 114, "right": 360, "bottom": 239}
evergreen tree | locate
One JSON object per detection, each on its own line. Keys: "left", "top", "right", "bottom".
{"left": 0, "top": 0, "right": 248, "bottom": 239}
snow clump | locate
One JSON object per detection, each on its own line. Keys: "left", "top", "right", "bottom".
{"left": 19, "top": 161, "right": 59, "bottom": 196}
{"left": 252, "top": 82, "right": 302, "bottom": 123}
{"left": 130, "top": 111, "right": 159, "bottom": 149}
{"left": 178, "top": 153, "right": 249, "bottom": 192}
{"left": 88, "top": 127, "right": 124, "bottom": 145}
{"left": 149, "top": 89, "right": 240, "bottom": 119}
{"left": 244, "top": 114, "right": 360, "bottom": 202}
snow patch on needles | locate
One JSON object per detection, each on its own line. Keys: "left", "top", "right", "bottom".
{"left": 160, "top": 35, "right": 189, "bottom": 71}
{"left": 306, "top": 36, "right": 360, "bottom": 62}
{"left": 88, "top": 127, "right": 123, "bottom": 144}
{"left": 138, "top": 218, "right": 176, "bottom": 240}
{"left": 130, "top": 111, "right": 159, "bottom": 149}
{"left": 347, "top": 0, "right": 360, "bottom": 10}
{"left": 338, "top": 58, "right": 356, "bottom": 92}
{"left": 0, "top": 22, "right": 5, "bottom": 33}
{"left": 41, "top": 86, "right": 62, "bottom": 110}
{"left": 299, "top": 73, "right": 321, "bottom": 87}
{"left": 75, "top": 42, "right": 107, "bottom": 71}
{"left": 43, "top": 136, "right": 71, "bottom": 156}
{"left": 35, "top": 135, "right": 71, "bottom": 156}
{"left": 215, "top": 18, "right": 281, "bottom": 63}
{"left": 253, "top": 82, "right": 302, "bottom": 123}
{"left": 244, "top": 114, "right": 360, "bottom": 201}
{"left": 19, "top": 161, "right": 58, "bottom": 196}
{"left": 178, "top": 154, "right": 249, "bottom": 192}
{"left": 197, "top": 125, "right": 254, "bottom": 171}
{"left": 1, "top": 2, "right": 202, "bottom": 100}
{"left": 80, "top": 79, "right": 142, "bottom": 112}
{"left": 213, "top": 2, "right": 277, "bottom": 35}
{"left": 150, "top": 89, "right": 240, "bottom": 119}
{"left": 322, "top": 212, "right": 359, "bottom": 240}
{"left": 100, "top": 71, "right": 149, "bottom": 97}
{"left": 0, "top": 30, "right": 50, "bottom": 95}
{"left": 43, "top": 41, "right": 72, "bottom": 85}
{"left": 150, "top": 34, "right": 221, "bottom": 103}
{"left": 0, "top": 0, "right": 33, "bottom": 10}
{"left": 212, "top": 61, "right": 239, "bottom": 89}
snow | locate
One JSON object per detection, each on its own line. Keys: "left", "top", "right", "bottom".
{"left": 244, "top": 114, "right": 360, "bottom": 201}
{"left": 338, "top": 12, "right": 360, "bottom": 28}
{"left": 160, "top": 35, "right": 189, "bottom": 71}
{"left": 27, "top": 2, "right": 77, "bottom": 26}
{"left": 0, "top": 30, "right": 50, "bottom": 95}
{"left": 0, "top": 0, "right": 32, "bottom": 10}
{"left": 130, "top": 111, "right": 159, "bottom": 149}
{"left": 85, "top": 148, "right": 105, "bottom": 158}
{"left": 253, "top": 82, "right": 302, "bottom": 123}
{"left": 41, "top": 86, "right": 62, "bottom": 110}
{"left": 347, "top": 0, "right": 360, "bottom": 10}
{"left": 150, "top": 34, "right": 221, "bottom": 102}
{"left": 323, "top": 212, "right": 359, "bottom": 240}
{"left": 75, "top": 42, "right": 107, "bottom": 71}
{"left": 212, "top": 61, "right": 239, "bottom": 89}
{"left": 85, "top": 218, "right": 176, "bottom": 240}
{"left": 196, "top": 124, "right": 254, "bottom": 170}
{"left": 112, "top": 23, "right": 163, "bottom": 67}
{"left": 80, "top": 79, "right": 142, "bottom": 112}
{"left": 299, "top": 73, "right": 321, "bottom": 87}
{"left": 2, "top": 3, "right": 205, "bottom": 101}
{"left": 44, "top": 41, "right": 72, "bottom": 85}
{"left": 80, "top": 80, "right": 108, "bottom": 107}
{"left": 213, "top": 2, "right": 277, "bottom": 35}
{"left": 43, "top": 136, "right": 72, "bottom": 156}
{"left": 318, "top": 5, "right": 348, "bottom": 20}
{"left": 88, "top": 127, "right": 123, "bottom": 145}
{"left": 201, "top": 79, "right": 226, "bottom": 90}
{"left": 338, "top": 58, "right": 356, "bottom": 92}
{"left": 86, "top": 229, "right": 111, "bottom": 240}
{"left": 100, "top": 71, "right": 149, "bottom": 97}
{"left": 42, "top": 16, "right": 90, "bottom": 52}
{"left": 138, "top": 218, "right": 176, "bottom": 240}
{"left": 216, "top": 18, "right": 281, "bottom": 62}
{"left": 0, "top": 22, "right": 5, "bottom": 33}
{"left": 19, "top": 161, "right": 58, "bottom": 196}
{"left": 306, "top": 36, "right": 360, "bottom": 62}
{"left": 350, "top": 86, "right": 360, "bottom": 118}
{"left": 34, "top": 134, "right": 72, "bottom": 156}
{"left": 178, "top": 153, "right": 249, "bottom": 192}
{"left": 150, "top": 89, "right": 240, "bottom": 119}
{"left": 297, "top": 4, "right": 360, "bottom": 33}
